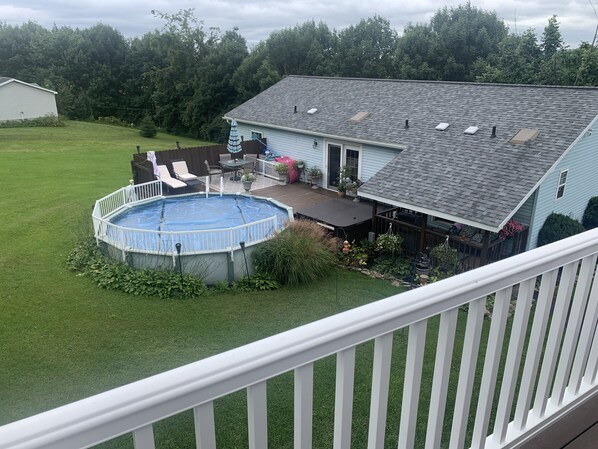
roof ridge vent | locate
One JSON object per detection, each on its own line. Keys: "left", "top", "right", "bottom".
{"left": 510, "top": 128, "right": 540, "bottom": 145}
{"left": 349, "top": 111, "right": 370, "bottom": 123}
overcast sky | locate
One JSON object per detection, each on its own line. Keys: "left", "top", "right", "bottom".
{"left": 2, "top": 0, "right": 598, "bottom": 47}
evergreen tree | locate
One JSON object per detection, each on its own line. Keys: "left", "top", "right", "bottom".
{"left": 139, "top": 116, "right": 157, "bottom": 138}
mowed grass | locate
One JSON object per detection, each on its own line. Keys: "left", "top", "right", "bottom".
{"left": 0, "top": 122, "right": 408, "bottom": 446}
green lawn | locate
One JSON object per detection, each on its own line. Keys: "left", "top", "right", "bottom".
{"left": 0, "top": 122, "right": 406, "bottom": 446}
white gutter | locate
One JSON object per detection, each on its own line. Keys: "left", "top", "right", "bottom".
{"left": 358, "top": 191, "right": 500, "bottom": 233}
{"left": 222, "top": 116, "right": 407, "bottom": 151}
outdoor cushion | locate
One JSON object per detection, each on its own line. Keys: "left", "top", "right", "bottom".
{"left": 157, "top": 165, "right": 186, "bottom": 189}
{"left": 172, "top": 161, "right": 198, "bottom": 181}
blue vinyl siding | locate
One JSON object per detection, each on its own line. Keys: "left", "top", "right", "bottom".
{"left": 236, "top": 123, "right": 400, "bottom": 183}
{"left": 528, "top": 120, "right": 598, "bottom": 249}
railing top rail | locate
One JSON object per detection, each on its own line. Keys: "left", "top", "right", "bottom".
{"left": 3, "top": 229, "right": 598, "bottom": 449}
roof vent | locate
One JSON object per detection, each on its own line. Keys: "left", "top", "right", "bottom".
{"left": 464, "top": 126, "right": 479, "bottom": 135}
{"left": 435, "top": 123, "right": 450, "bottom": 131}
{"left": 510, "top": 128, "right": 540, "bottom": 145}
{"left": 349, "top": 111, "right": 370, "bottom": 123}
{"left": 307, "top": 108, "right": 318, "bottom": 115}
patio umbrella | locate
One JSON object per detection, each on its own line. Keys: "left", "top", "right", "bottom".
{"left": 227, "top": 119, "right": 242, "bottom": 156}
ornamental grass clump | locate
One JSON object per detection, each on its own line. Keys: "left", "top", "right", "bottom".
{"left": 252, "top": 220, "right": 337, "bottom": 285}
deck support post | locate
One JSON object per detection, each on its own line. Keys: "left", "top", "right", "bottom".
{"left": 481, "top": 230, "right": 490, "bottom": 266}
{"left": 419, "top": 214, "right": 428, "bottom": 253}
{"left": 371, "top": 200, "right": 378, "bottom": 234}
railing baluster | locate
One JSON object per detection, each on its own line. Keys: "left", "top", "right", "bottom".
{"left": 493, "top": 278, "right": 535, "bottom": 443}
{"left": 449, "top": 297, "right": 485, "bottom": 449}
{"left": 367, "top": 332, "right": 394, "bottom": 449}
{"left": 569, "top": 258, "right": 598, "bottom": 393}
{"left": 194, "top": 402, "right": 216, "bottom": 449}
{"left": 471, "top": 287, "right": 512, "bottom": 449}
{"left": 334, "top": 347, "right": 356, "bottom": 449}
{"left": 399, "top": 320, "right": 428, "bottom": 449}
{"left": 294, "top": 363, "right": 314, "bottom": 449}
{"left": 533, "top": 261, "right": 579, "bottom": 417}
{"left": 425, "top": 309, "right": 458, "bottom": 449}
{"left": 247, "top": 381, "right": 268, "bottom": 449}
{"left": 514, "top": 269, "right": 557, "bottom": 430}
{"left": 553, "top": 254, "right": 598, "bottom": 402}
{"left": 584, "top": 308, "right": 598, "bottom": 384}
{"left": 133, "top": 425, "right": 155, "bottom": 449}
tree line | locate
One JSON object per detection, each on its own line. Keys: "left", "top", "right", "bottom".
{"left": 1, "top": 4, "right": 597, "bottom": 142}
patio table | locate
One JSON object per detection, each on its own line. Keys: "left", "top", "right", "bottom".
{"left": 220, "top": 158, "right": 253, "bottom": 181}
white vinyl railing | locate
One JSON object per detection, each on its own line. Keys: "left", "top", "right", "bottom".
{"left": 3, "top": 229, "right": 598, "bottom": 449}
{"left": 92, "top": 181, "right": 292, "bottom": 255}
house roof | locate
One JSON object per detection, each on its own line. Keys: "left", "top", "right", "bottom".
{"left": 225, "top": 76, "right": 598, "bottom": 231}
{"left": 0, "top": 77, "right": 58, "bottom": 95}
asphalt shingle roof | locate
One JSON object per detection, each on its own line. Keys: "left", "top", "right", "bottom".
{"left": 226, "top": 76, "right": 598, "bottom": 230}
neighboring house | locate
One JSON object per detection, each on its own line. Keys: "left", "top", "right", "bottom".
{"left": 0, "top": 77, "right": 58, "bottom": 121}
{"left": 224, "top": 76, "right": 598, "bottom": 252}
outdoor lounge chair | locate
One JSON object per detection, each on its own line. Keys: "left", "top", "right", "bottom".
{"left": 172, "top": 160, "right": 199, "bottom": 182}
{"left": 204, "top": 160, "right": 223, "bottom": 180}
{"left": 157, "top": 165, "right": 186, "bottom": 192}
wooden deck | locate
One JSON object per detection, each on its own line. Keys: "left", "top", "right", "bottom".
{"left": 253, "top": 183, "right": 376, "bottom": 238}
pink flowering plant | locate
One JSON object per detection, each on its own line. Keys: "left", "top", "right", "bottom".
{"left": 498, "top": 219, "right": 524, "bottom": 240}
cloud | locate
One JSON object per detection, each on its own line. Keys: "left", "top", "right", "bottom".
{"left": 2, "top": 0, "right": 597, "bottom": 46}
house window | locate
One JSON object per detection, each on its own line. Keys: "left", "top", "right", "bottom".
{"left": 556, "top": 169, "right": 568, "bottom": 199}
{"left": 251, "top": 131, "right": 263, "bottom": 141}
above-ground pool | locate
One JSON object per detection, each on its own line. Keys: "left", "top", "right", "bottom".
{"left": 108, "top": 194, "right": 291, "bottom": 253}
{"left": 93, "top": 182, "right": 293, "bottom": 283}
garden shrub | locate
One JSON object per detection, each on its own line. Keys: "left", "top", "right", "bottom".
{"left": 537, "top": 213, "right": 585, "bottom": 246}
{"left": 0, "top": 113, "right": 65, "bottom": 128}
{"left": 372, "top": 256, "right": 415, "bottom": 280}
{"left": 233, "top": 273, "right": 280, "bottom": 292}
{"left": 95, "top": 116, "right": 133, "bottom": 127}
{"left": 582, "top": 197, "right": 598, "bottom": 230}
{"left": 430, "top": 242, "right": 460, "bottom": 279}
{"left": 68, "top": 238, "right": 207, "bottom": 299}
{"left": 139, "top": 116, "right": 157, "bottom": 138}
{"left": 375, "top": 233, "right": 404, "bottom": 259}
{"left": 338, "top": 239, "right": 375, "bottom": 267}
{"left": 252, "top": 220, "right": 337, "bottom": 285}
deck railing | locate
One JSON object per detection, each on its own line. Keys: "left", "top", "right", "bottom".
{"left": 2, "top": 229, "right": 598, "bottom": 449}
{"left": 92, "top": 181, "right": 292, "bottom": 256}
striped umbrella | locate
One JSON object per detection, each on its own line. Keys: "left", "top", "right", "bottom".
{"left": 227, "top": 119, "right": 242, "bottom": 155}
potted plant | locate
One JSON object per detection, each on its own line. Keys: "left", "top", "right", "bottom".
{"left": 274, "top": 163, "right": 290, "bottom": 184}
{"left": 346, "top": 178, "right": 363, "bottom": 201}
{"left": 307, "top": 167, "right": 322, "bottom": 189}
{"left": 294, "top": 160, "right": 305, "bottom": 170}
{"left": 337, "top": 178, "right": 347, "bottom": 197}
{"left": 337, "top": 164, "right": 359, "bottom": 197}
{"left": 241, "top": 172, "right": 256, "bottom": 192}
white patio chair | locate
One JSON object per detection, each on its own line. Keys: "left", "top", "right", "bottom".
{"left": 172, "top": 160, "right": 198, "bottom": 182}
{"left": 157, "top": 165, "right": 186, "bottom": 192}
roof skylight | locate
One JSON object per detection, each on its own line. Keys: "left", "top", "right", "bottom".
{"left": 307, "top": 108, "right": 318, "bottom": 115}
{"left": 435, "top": 123, "right": 450, "bottom": 131}
{"left": 464, "top": 126, "right": 479, "bottom": 135}
{"left": 510, "top": 128, "right": 540, "bottom": 144}
{"left": 349, "top": 111, "right": 370, "bottom": 123}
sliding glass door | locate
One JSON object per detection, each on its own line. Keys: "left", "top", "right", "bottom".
{"left": 326, "top": 142, "right": 361, "bottom": 189}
